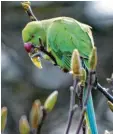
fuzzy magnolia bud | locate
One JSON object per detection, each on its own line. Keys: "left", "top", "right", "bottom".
{"left": 19, "top": 115, "right": 30, "bottom": 134}
{"left": 44, "top": 91, "right": 58, "bottom": 112}
{"left": 21, "top": 1, "right": 31, "bottom": 11}
{"left": 107, "top": 101, "right": 113, "bottom": 112}
{"left": 71, "top": 49, "right": 81, "bottom": 76}
{"left": 80, "top": 68, "right": 86, "bottom": 86}
{"left": 1, "top": 107, "right": 7, "bottom": 132}
{"left": 89, "top": 47, "right": 97, "bottom": 70}
{"left": 30, "top": 100, "right": 43, "bottom": 129}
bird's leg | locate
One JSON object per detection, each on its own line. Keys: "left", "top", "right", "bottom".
{"left": 39, "top": 38, "right": 45, "bottom": 48}
{"left": 38, "top": 38, "right": 58, "bottom": 65}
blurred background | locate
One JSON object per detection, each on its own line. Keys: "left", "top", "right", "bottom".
{"left": 1, "top": 1, "right": 113, "bottom": 134}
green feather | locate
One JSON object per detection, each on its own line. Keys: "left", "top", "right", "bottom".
{"left": 22, "top": 17, "right": 98, "bottom": 133}
{"left": 47, "top": 18, "right": 93, "bottom": 70}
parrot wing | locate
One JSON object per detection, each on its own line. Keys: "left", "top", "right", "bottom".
{"left": 47, "top": 18, "right": 93, "bottom": 70}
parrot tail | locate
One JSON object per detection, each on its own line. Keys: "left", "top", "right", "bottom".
{"left": 84, "top": 89, "right": 98, "bottom": 134}
{"left": 82, "top": 59, "right": 98, "bottom": 133}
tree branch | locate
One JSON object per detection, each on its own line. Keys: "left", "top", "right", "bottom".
{"left": 97, "top": 83, "right": 113, "bottom": 103}
{"left": 65, "top": 78, "right": 79, "bottom": 134}
{"left": 75, "top": 71, "right": 93, "bottom": 134}
{"left": 75, "top": 107, "right": 86, "bottom": 134}
{"left": 78, "top": 85, "right": 86, "bottom": 134}
{"left": 82, "top": 59, "right": 113, "bottom": 103}
{"left": 21, "top": 1, "right": 37, "bottom": 21}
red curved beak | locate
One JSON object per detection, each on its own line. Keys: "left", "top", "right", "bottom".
{"left": 24, "top": 43, "right": 33, "bottom": 53}
{"left": 24, "top": 43, "right": 42, "bottom": 69}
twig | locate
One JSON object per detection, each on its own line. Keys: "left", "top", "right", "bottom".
{"left": 65, "top": 78, "right": 79, "bottom": 134}
{"left": 78, "top": 85, "right": 86, "bottom": 134}
{"left": 82, "top": 60, "right": 113, "bottom": 103}
{"left": 82, "top": 119, "right": 86, "bottom": 134}
{"left": 78, "top": 85, "right": 83, "bottom": 110}
{"left": 73, "top": 78, "right": 79, "bottom": 102}
{"left": 37, "top": 107, "right": 47, "bottom": 134}
{"left": 76, "top": 107, "right": 86, "bottom": 134}
{"left": 30, "top": 129, "right": 37, "bottom": 134}
{"left": 97, "top": 83, "right": 113, "bottom": 103}
{"left": 75, "top": 71, "right": 93, "bottom": 134}
{"left": 21, "top": 1, "right": 37, "bottom": 21}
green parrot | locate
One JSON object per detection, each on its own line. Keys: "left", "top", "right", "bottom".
{"left": 22, "top": 17, "right": 98, "bottom": 134}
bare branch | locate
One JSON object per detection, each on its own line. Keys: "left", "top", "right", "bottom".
{"left": 21, "top": 1, "right": 37, "bottom": 21}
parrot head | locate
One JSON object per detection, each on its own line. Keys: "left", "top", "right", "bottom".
{"left": 22, "top": 21, "right": 47, "bottom": 69}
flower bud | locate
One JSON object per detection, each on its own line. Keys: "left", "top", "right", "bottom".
{"left": 71, "top": 49, "right": 81, "bottom": 76}
{"left": 1, "top": 107, "right": 7, "bottom": 132}
{"left": 80, "top": 68, "right": 86, "bottom": 86}
{"left": 30, "top": 100, "right": 43, "bottom": 129}
{"left": 89, "top": 47, "right": 97, "bottom": 70}
{"left": 19, "top": 115, "right": 30, "bottom": 134}
{"left": 107, "top": 101, "right": 113, "bottom": 112}
{"left": 21, "top": 1, "right": 31, "bottom": 11}
{"left": 44, "top": 91, "right": 58, "bottom": 112}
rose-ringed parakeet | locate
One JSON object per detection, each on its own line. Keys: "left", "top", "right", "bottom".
{"left": 22, "top": 17, "right": 98, "bottom": 134}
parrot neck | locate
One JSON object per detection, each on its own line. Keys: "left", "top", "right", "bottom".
{"left": 36, "top": 21, "right": 47, "bottom": 45}
{"left": 40, "top": 18, "right": 62, "bottom": 46}
{"left": 37, "top": 20, "right": 51, "bottom": 48}
{"left": 40, "top": 17, "right": 63, "bottom": 32}
{"left": 40, "top": 19, "right": 52, "bottom": 32}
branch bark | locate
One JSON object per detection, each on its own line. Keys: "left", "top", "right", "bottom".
{"left": 21, "top": 1, "right": 37, "bottom": 21}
